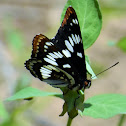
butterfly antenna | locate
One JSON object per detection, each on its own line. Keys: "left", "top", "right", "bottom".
{"left": 91, "top": 62, "right": 119, "bottom": 79}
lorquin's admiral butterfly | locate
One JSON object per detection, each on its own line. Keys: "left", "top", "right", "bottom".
{"left": 25, "top": 6, "right": 91, "bottom": 91}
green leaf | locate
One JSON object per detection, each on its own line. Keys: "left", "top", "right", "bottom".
{"left": 85, "top": 55, "right": 90, "bottom": 64}
{"left": 61, "top": 0, "right": 102, "bottom": 49}
{"left": 0, "top": 101, "right": 9, "bottom": 120}
{"left": 83, "top": 94, "right": 126, "bottom": 119}
{"left": 6, "top": 87, "right": 62, "bottom": 101}
{"left": 85, "top": 55, "right": 96, "bottom": 79}
{"left": 116, "top": 37, "right": 126, "bottom": 52}
{"left": 86, "top": 61, "right": 97, "bottom": 79}
{"left": 60, "top": 89, "right": 84, "bottom": 119}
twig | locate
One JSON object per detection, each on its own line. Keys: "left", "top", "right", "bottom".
{"left": 67, "top": 117, "right": 73, "bottom": 126}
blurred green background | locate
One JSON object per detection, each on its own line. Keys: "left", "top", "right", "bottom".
{"left": 0, "top": 0, "right": 126, "bottom": 126}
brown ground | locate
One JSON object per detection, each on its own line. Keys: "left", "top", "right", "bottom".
{"left": 0, "top": 1, "right": 126, "bottom": 126}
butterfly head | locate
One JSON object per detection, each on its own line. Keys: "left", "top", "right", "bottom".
{"left": 83, "top": 79, "right": 91, "bottom": 89}
{"left": 72, "top": 79, "right": 91, "bottom": 91}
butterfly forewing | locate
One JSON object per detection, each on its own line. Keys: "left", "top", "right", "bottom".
{"left": 51, "top": 7, "right": 87, "bottom": 86}
{"left": 25, "top": 7, "right": 88, "bottom": 90}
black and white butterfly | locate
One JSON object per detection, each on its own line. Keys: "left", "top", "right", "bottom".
{"left": 25, "top": 7, "right": 91, "bottom": 91}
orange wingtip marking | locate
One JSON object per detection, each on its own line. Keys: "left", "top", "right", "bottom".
{"left": 61, "top": 7, "right": 76, "bottom": 27}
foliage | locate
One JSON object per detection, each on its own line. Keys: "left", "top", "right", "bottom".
{"left": 6, "top": 87, "right": 62, "bottom": 101}
{"left": 5, "top": 88, "right": 126, "bottom": 119}
{"left": 0, "top": 101, "right": 9, "bottom": 120}
{"left": 84, "top": 94, "right": 126, "bottom": 119}
{"left": 116, "top": 37, "right": 126, "bottom": 52}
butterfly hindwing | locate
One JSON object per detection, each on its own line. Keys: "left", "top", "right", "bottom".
{"left": 25, "top": 34, "right": 75, "bottom": 88}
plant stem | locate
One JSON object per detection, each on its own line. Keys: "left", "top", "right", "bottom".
{"left": 67, "top": 117, "right": 73, "bottom": 126}
{"left": 118, "top": 114, "right": 125, "bottom": 126}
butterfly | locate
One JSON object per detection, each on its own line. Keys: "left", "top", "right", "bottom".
{"left": 25, "top": 6, "right": 91, "bottom": 91}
